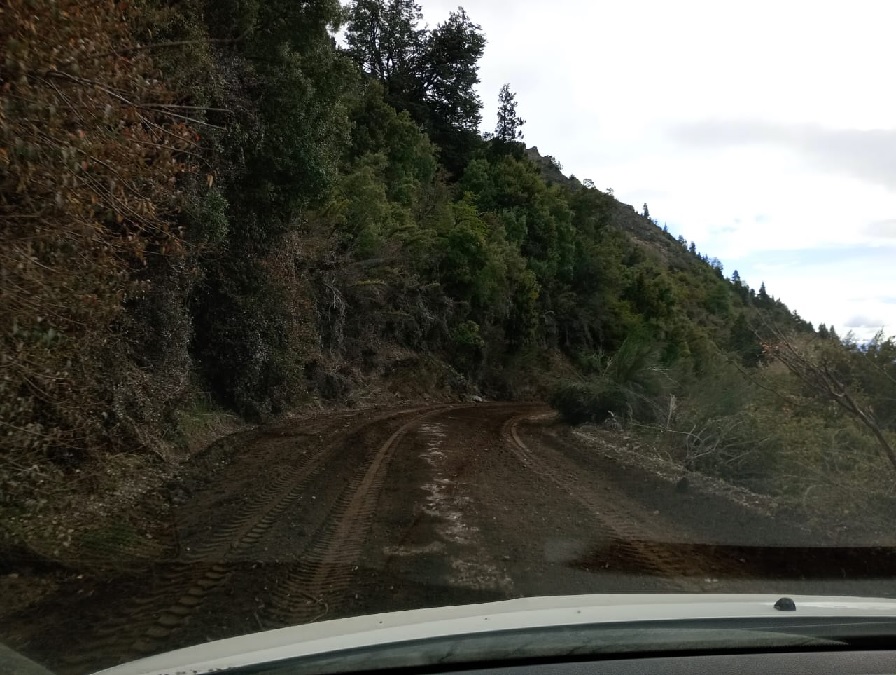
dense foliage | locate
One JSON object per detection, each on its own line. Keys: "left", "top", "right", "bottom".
{"left": 1, "top": 0, "right": 194, "bottom": 496}
{"left": 2, "top": 0, "right": 893, "bottom": 551}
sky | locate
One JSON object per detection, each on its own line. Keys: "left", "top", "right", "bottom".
{"left": 415, "top": 0, "right": 896, "bottom": 340}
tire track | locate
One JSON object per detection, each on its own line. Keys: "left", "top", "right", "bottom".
{"left": 60, "top": 406, "right": 446, "bottom": 671}
{"left": 503, "top": 414, "right": 707, "bottom": 591}
{"left": 263, "top": 406, "right": 466, "bottom": 627}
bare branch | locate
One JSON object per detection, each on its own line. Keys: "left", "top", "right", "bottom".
{"left": 767, "top": 327, "right": 896, "bottom": 473}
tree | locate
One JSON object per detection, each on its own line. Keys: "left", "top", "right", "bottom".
{"left": 421, "top": 9, "right": 485, "bottom": 128}
{"left": 642, "top": 203, "right": 650, "bottom": 219}
{"left": 419, "top": 9, "right": 485, "bottom": 139}
{"left": 757, "top": 282, "right": 772, "bottom": 308}
{"left": 495, "top": 83, "right": 525, "bottom": 142}
{"left": 731, "top": 270, "right": 741, "bottom": 285}
{"left": 345, "top": 2, "right": 485, "bottom": 172}
{"left": 344, "top": 0, "right": 424, "bottom": 96}
{"left": 688, "top": 242, "right": 697, "bottom": 255}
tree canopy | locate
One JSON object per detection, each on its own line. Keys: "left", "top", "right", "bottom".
{"left": 345, "top": 1, "right": 485, "bottom": 172}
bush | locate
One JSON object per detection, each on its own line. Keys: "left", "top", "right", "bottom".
{"left": 551, "top": 333, "right": 670, "bottom": 425}
{"left": 550, "top": 380, "right": 629, "bottom": 425}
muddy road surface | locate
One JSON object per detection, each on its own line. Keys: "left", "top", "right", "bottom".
{"left": 4, "top": 403, "right": 896, "bottom": 673}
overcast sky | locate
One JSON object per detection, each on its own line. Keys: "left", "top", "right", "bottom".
{"left": 416, "top": 0, "right": 896, "bottom": 340}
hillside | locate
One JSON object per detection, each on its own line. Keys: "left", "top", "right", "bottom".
{"left": 3, "top": 0, "right": 895, "bottom": 567}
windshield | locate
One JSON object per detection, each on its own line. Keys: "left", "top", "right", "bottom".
{"left": 2, "top": 1, "right": 896, "bottom": 673}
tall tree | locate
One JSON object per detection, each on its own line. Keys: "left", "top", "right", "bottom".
{"left": 421, "top": 9, "right": 486, "bottom": 133}
{"left": 345, "top": 1, "right": 485, "bottom": 173}
{"left": 344, "top": 0, "right": 423, "bottom": 92}
{"left": 417, "top": 8, "right": 485, "bottom": 172}
{"left": 495, "top": 83, "right": 525, "bottom": 142}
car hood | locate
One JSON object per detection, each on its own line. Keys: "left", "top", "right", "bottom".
{"left": 95, "top": 594, "right": 896, "bottom": 675}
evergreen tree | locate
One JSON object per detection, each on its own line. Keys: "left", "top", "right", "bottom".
{"left": 420, "top": 8, "right": 486, "bottom": 134}
{"left": 345, "top": 0, "right": 423, "bottom": 100}
{"left": 344, "top": 0, "right": 486, "bottom": 172}
{"left": 495, "top": 83, "right": 525, "bottom": 142}
{"left": 345, "top": 0, "right": 485, "bottom": 140}
{"left": 642, "top": 203, "right": 650, "bottom": 219}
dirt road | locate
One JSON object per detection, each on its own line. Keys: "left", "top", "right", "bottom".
{"left": 4, "top": 403, "right": 896, "bottom": 674}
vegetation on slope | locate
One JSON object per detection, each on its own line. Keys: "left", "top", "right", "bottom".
{"left": 2, "top": 0, "right": 894, "bottom": 556}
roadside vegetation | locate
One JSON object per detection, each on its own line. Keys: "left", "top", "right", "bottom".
{"left": 554, "top": 329, "right": 896, "bottom": 527}
{"left": 2, "top": 0, "right": 893, "bottom": 561}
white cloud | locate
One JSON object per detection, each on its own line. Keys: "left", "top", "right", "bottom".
{"left": 866, "top": 219, "right": 896, "bottom": 240}
{"left": 845, "top": 314, "right": 886, "bottom": 330}
{"left": 671, "top": 121, "right": 896, "bottom": 191}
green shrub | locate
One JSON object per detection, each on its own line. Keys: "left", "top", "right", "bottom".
{"left": 551, "top": 334, "right": 670, "bottom": 425}
{"left": 550, "top": 380, "right": 624, "bottom": 424}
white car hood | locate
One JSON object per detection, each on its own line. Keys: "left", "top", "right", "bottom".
{"left": 95, "top": 594, "right": 896, "bottom": 675}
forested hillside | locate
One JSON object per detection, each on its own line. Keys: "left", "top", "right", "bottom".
{"left": 3, "top": 0, "right": 895, "bottom": 556}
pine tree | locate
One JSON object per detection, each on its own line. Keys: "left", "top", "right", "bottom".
{"left": 642, "top": 203, "right": 650, "bottom": 219}
{"left": 495, "top": 83, "right": 525, "bottom": 142}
